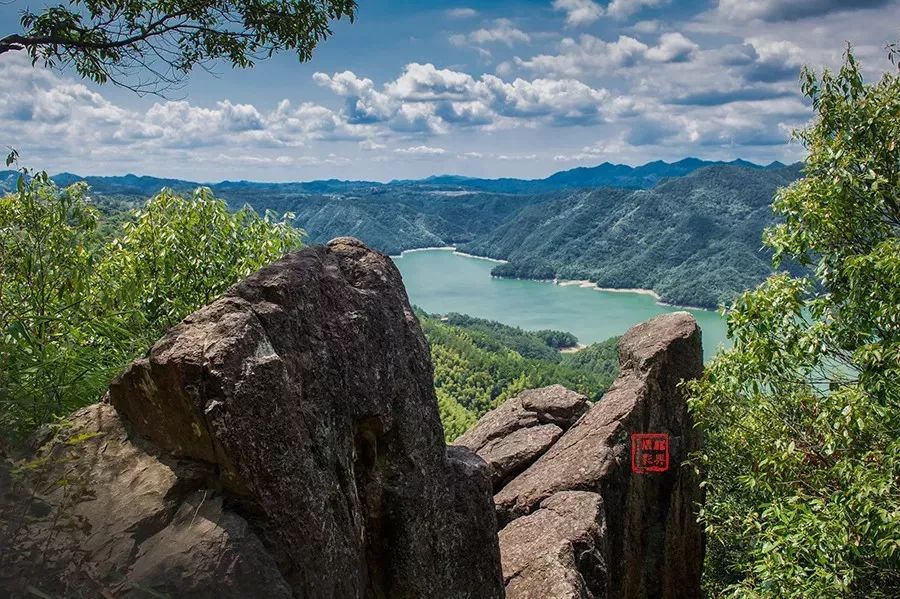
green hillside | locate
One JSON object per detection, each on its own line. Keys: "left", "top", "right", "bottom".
{"left": 417, "top": 311, "right": 619, "bottom": 441}
{"left": 460, "top": 164, "right": 804, "bottom": 309}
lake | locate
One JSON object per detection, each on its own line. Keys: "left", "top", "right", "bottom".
{"left": 393, "top": 249, "right": 728, "bottom": 362}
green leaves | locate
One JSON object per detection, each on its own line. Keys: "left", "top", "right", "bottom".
{"left": 689, "top": 48, "right": 900, "bottom": 598}
{"left": 2, "top": 1, "right": 357, "bottom": 93}
{"left": 0, "top": 175, "right": 303, "bottom": 437}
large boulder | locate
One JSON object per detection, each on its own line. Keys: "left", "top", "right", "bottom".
{"left": 470, "top": 312, "right": 705, "bottom": 599}
{"left": 0, "top": 238, "right": 504, "bottom": 598}
{"left": 454, "top": 385, "right": 588, "bottom": 489}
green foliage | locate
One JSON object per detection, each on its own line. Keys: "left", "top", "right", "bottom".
{"left": 442, "top": 313, "right": 576, "bottom": 361}
{"left": 0, "top": 1, "right": 356, "bottom": 93}
{"left": 0, "top": 174, "right": 302, "bottom": 437}
{"left": 687, "top": 49, "right": 900, "bottom": 598}
{"left": 99, "top": 187, "right": 302, "bottom": 346}
{"left": 419, "top": 312, "right": 618, "bottom": 441}
{"left": 560, "top": 336, "right": 619, "bottom": 378}
{"left": 0, "top": 172, "right": 110, "bottom": 432}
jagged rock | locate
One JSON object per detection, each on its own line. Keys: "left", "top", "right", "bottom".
{"left": 454, "top": 385, "right": 588, "bottom": 489}
{"left": 489, "top": 313, "right": 704, "bottom": 599}
{"left": 0, "top": 238, "right": 504, "bottom": 598}
{"left": 500, "top": 491, "right": 608, "bottom": 599}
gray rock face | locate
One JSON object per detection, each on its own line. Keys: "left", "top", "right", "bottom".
{"left": 0, "top": 238, "right": 503, "bottom": 598}
{"left": 483, "top": 313, "right": 705, "bottom": 599}
{"left": 454, "top": 385, "right": 588, "bottom": 489}
{"left": 0, "top": 403, "right": 292, "bottom": 598}
{"left": 500, "top": 491, "right": 608, "bottom": 599}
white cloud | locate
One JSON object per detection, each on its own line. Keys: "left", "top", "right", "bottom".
{"left": 446, "top": 7, "right": 478, "bottom": 18}
{"left": 314, "top": 62, "right": 613, "bottom": 133}
{"left": 395, "top": 145, "right": 447, "bottom": 155}
{"left": 552, "top": 0, "right": 604, "bottom": 27}
{"left": 632, "top": 20, "right": 660, "bottom": 33}
{"left": 451, "top": 19, "right": 531, "bottom": 47}
{"left": 517, "top": 32, "right": 700, "bottom": 77}
{"left": 716, "top": 0, "right": 891, "bottom": 22}
{"left": 645, "top": 33, "right": 699, "bottom": 63}
{"left": 606, "top": 0, "right": 667, "bottom": 19}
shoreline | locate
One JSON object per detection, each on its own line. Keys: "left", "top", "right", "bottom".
{"left": 390, "top": 246, "right": 456, "bottom": 258}
{"left": 553, "top": 278, "right": 711, "bottom": 311}
{"left": 559, "top": 343, "right": 587, "bottom": 354}
{"left": 391, "top": 246, "right": 509, "bottom": 264}
{"left": 556, "top": 279, "right": 663, "bottom": 301}
{"left": 391, "top": 246, "right": 714, "bottom": 311}
{"left": 452, "top": 250, "right": 508, "bottom": 264}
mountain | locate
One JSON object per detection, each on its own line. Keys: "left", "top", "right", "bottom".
{"left": 0, "top": 157, "right": 778, "bottom": 197}
{"left": 1, "top": 159, "right": 803, "bottom": 306}
{"left": 391, "top": 157, "right": 780, "bottom": 193}
{"left": 459, "top": 164, "right": 804, "bottom": 309}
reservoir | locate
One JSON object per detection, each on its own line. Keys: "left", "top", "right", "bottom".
{"left": 393, "top": 248, "right": 728, "bottom": 362}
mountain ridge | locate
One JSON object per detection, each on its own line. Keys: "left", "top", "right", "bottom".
{"left": 0, "top": 157, "right": 795, "bottom": 196}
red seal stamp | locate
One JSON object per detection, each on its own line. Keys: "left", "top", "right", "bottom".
{"left": 631, "top": 433, "right": 669, "bottom": 474}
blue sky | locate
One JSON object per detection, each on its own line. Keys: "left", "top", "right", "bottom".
{"left": 0, "top": 0, "right": 898, "bottom": 181}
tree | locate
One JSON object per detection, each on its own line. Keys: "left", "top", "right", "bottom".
{"left": 0, "top": 173, "right": 107, "bottom": 432}
{"left": 0, "top": 0, "right": 357, "bottom": 93}
{"left": 687, "top": 48, "right": 899, "bottom": 597}
{"left": 0, "top": 175, "right": 304, "bottom": 436}
{"left": 98, "top": 187, "right": 303, "bottom": 347}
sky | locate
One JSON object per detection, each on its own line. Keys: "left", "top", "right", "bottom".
{"left": 0, "top": 0, "right": 898, "bottom": 182}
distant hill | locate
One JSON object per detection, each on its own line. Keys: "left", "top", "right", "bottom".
{"left": 410, "top": 158, "right": 785, "bottom": 193}
{"left": 0, "top": 157, "right": 781, "bottom": 196}
{"left": 0, "top": 159, "right": 803, "bottom": 307}
{"left": 459, "top": 164, "right": 804, "bottom": 309}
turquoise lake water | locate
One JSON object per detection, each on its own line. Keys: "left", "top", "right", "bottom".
{"left": 392, "top": 249, "right": 728, "bottom": 362}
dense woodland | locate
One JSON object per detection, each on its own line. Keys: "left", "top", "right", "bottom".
{"left": 467, "top": 164, "right": 805, "bottom": 308}
{"left": 419, "top": 311, "right": 618, "bottom": 440}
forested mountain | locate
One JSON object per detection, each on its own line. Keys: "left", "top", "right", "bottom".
{"left": 406, "top": 157, "right": 785, "bottom": 193}
{"left": 460, "top": 164, "right": 804, "bottom": 309}
{"left": 0, "top": 157, "right": 779, "bottom": 197}
{"left": 0, "top": 159, "right": 802, "bottom": 304}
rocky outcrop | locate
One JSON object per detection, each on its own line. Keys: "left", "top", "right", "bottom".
{"left": 0, "top": 238, "right": 503, "bottom": 598}
{"left": 465, "top": 312, "right": 704, "bottom": 599}
{"left": 454, "top": 385, "right": 588, "bottom": 489}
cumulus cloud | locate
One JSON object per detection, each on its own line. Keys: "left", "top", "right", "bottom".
{"left": 446, "top": 7, "right": 478, "bottom": 18}
{"left": 552, "top": 0, "right": 603, "bottom": 27}
{"left": 450, "top": 19, "right": 531, "bottom": 47}
{"left": 606, "top": 0, "right": 667, "bottom": 19}
{"left": 517, "top": 32, "right": 699, "bottom": 77}
{"left": 717, "top": 0, "right": 891, "bottom": 22}
{"left": 395, "top": 145, "right": 447, "bottom": 155}
{"left": 644, "top": 32, "right": 699, "bottom": 62}
{"left": 313, "top": 62, "right": 612, "bottom": 133}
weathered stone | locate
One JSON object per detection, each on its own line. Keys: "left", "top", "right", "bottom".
{"left": 487, "top": 312, "right": 704, "bottom": 599}
{"left": 499, "top": 491, "right": 608, "bottom": 599}
{"left": 0, "top": 403, "right": 291, "bottom": 598}
{"left": 1, "top": 238, "right": 504, "bottom": 598}
{"left": 455, "top": 385, "right": 588, "bottom": 488}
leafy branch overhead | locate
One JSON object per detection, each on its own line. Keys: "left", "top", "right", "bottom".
{"left": 0, "top": 0, "right": 357, "bottom": 93}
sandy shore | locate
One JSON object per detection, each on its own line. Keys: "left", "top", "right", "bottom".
{"left": 555, "top": 278, "right": 663, "bottom": 301}
{"left": 390, "top": 246, "right": 509, "bottom": 264}
{"left": 391, "top": 246, "right": 456, "bottom": 258}
{"left": 559, "top": 343, "right": 587, "bottom": 354}
{"left": 452, "top": 250, "right": 508, "bottom": 264}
